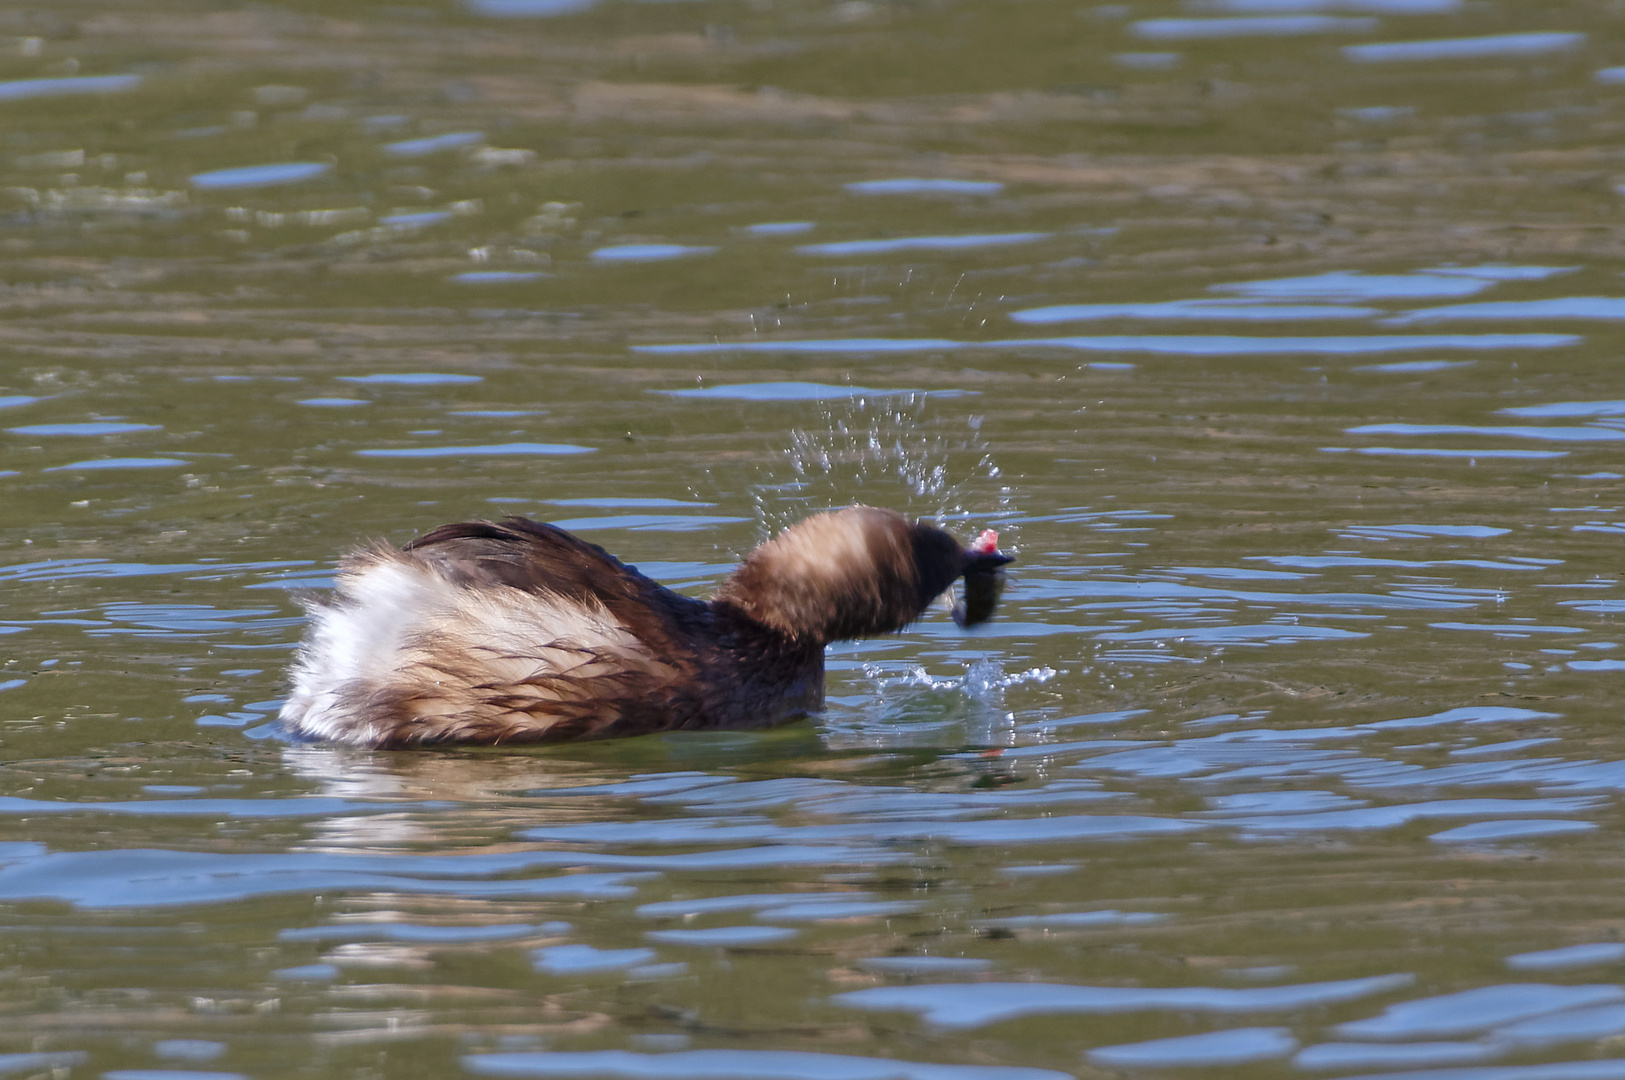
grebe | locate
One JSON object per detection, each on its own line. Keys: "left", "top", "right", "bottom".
{"left": 278, "top": 505, "right": 1012, "bottom": 747}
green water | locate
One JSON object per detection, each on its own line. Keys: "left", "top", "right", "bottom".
{"left": 4, "top": 1, "right": 1625, "bottom": 1077}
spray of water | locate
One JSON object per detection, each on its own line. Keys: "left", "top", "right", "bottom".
{"left": 863, "top": 659, "right": 1062, "bottom": 699}
{"left": 749, "top": 392, "right": 1014, "bottom": 542}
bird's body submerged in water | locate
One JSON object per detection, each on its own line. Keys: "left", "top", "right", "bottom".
{"left": 278, "top": 505, "right": 1012, "bottom": 748}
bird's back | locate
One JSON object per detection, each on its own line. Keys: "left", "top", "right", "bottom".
{"left": 279, "top": 518, "right": 709, "bottom": 747}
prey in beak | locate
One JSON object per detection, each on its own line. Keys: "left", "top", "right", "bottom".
{"left": 953, "top": 528, "right": 1013, "bottom": 628}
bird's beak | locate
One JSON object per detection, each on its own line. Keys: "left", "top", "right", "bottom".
{"left": 964, "top": 550, "right": 1014, "bottom": 575}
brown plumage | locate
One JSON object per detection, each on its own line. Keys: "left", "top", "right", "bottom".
{"left": 277, "top": 505, "right": 1012, "bottom": 748}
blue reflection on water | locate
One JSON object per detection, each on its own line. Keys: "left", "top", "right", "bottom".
{"left": 548, "top": 514, "right": 749, "bottom": 532}
{"left": 756, "top": 900, "right": 918, "bottom": 920}
{"left": 1431, "top": 819, "right": 1597, "bottom": 842}
{"left": 1348, "top": 423, "right": 1625, "bottom": 442}
{"left": 1292, "top": 1041, "right": 1493, "bottom": 1070}
{"left": 0, "top": 796, "right": 396, "bottom": 818}
{"left": 1133, "top": 16, "right": 1375, "bottom": 39}
{"left": 977, "top": 910, "right": 1165, "bottom": 928}
{"left": 634, "top": 334, "right": 1577, "bottom": 356}
{"left": 1345, "top": 32, "right": 1586, "bottom": 63}
{"left": 0, "top": 396, "right": 41, "bottom": 410}
{"left": 382, "top": 131, "right": 483, "bottom": 156}
{"left": 1503, "top": 399, "right": 1625, "bottom": 418}
{"left": 1430, "top": 622, "right": 1584, "bottom": 635}
{"left": 463, "top": 0, "right": 597, "bottom": 13}
{"left": 1362, "top": 705, "right": 1559, "bottom": 729}
{"left": 450, "top": 271, "right": 547, "bottom": 284}
{"left": 1427, "top": 264, "right": 1578, "bottom": 280}
{"left": 1392, "top": 298, "right": 1625, "bottom": 324}
{"left": 381, "top": 210, "right": 452, "bottom": 228}
{"left": 1571, "top": 658, "right": 1625, "bottom": 671}
{"left": 1494, "top": 1003, "right": 1625, "bottom": 1047}
{"left": 1323, "top": 446, "right": 1568, "bottom": 459}
{"left": 282, "top": 922, "right": 565, "bottom": 943}
{"left": 1098, "top": 624, "right": 1367, "bottom": 644}
{"left": 465, "top": 1049, "right": 1071, "bottom": 1080}
{"left": 0, "top": 75, "right": 142, "bottom": 101}
{"left": 1213, "top": 270, "right": 1493, "bottom": 300}
{"left": 534, "top": 944, "right": 658, "bottom": 973}
{"left": 298, "top": 398, "right": 368, "bottom": 407}
{"left": 659, "top": 382, "right": 920, "bottom": 401}
{"left": 152, "top": 1042, "right": 226, "bottom": 1063}
{"left": 1353, "top": 359, "right": 1475, "bottom": 373}
{"left": 635, "top": 339, "right": 959, "bottom": 356}
{"left": 1017, "top": 571, "right": 1471, "bottom": 609}
{"left": 43, "top": 457, "right": 188, "bottom": 471}
{"left": 1334, "top": 983, "right": 1625, "bottom": 1038}
{"left": 108, "top": 1068, "right": 251, "bottom": 1080}
{"left": 0, "top": 1056, "right": 86, "bottom": 1078}
{"left": 743, "top": 221, "right": 815, "bottom": 236}
{"left": 1340, "top": 106, "right": 1415, "bottom": 122}
{"left": 356, "top": 442, "right": 594, "bottom": 457}
{"left": 10, "top": 422, "right": 160, "bottom": 436}
{"left": 844, "top": 179, "right": 1003, "bottom": 196}
{"left": 0, "top": 557, "right": 309, "bottom": 583}
{"left": 189, "top": 162, "right": 331, "bottom": 190}
{"left": 272, "top": 964, "right": 340, "bottom": 981}
{"left": 547, "top": 498, "right": 714, "bottom": 508}
{"left": 1451, "top": 738, "right": 1562, "bottom": 758}
{"left": 1199, "top": 0, "right": 1459, "bottom": 13}
{"left": 795, "top": 232, "right": 1048, "bottom": 257}
{"left": 0, "top": 848, "right": 673, "bottom": 907}
{"left": 835, "top": 973, "right": 1413, "bottom": 1028}
{"left": 1010, "top": 300, "right": 1378, "bottom": 323}
{"left": 591, "top": 244, "right": 717, "bottom": 262}
{"left": 338, "top": 373, "right": 482, "bottom": 385}
{"left": 1340, "top": 523, "right": 1510, "bottom": 539}
{"left": 1088, "top": 1027, "right": 1296, "bottom": 1068}
{"left": 524, "top": 813, "right": 1196, "bottom": 846}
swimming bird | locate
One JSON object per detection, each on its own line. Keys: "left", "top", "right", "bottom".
{"left": 278, "top": 505, "right": 1013, "bottom": 747}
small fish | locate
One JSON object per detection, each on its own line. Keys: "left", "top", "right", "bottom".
{"left": 953, "top": 528, "right": 1012, "bottom": 628}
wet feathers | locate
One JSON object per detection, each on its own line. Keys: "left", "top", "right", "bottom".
{"left": 279, "top": 506, "right": 1010, "bottom": 748}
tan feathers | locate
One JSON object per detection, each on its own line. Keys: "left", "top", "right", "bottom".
{"left": 278, "top": 507, "right": 1008, "bottom": 748}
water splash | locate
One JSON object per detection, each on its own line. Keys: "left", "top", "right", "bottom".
{"left": 750, "top": 393, "right": 1013, "bottom": 540}
{"left": 865, "top": 659, "right": 1062, "bottom": 701}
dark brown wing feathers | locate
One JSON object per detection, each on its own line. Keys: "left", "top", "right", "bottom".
{"left": 402, "top": 517, "right": 705, "bottom": 650}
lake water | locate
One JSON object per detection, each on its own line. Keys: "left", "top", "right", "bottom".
{"left": 5, "top": 1, "right": 1625, "bottom": 1077}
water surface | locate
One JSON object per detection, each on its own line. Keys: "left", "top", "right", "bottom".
{"left": 5, "top": 1, "right": 1625, "bottom": 1078}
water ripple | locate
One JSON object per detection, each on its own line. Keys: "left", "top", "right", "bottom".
{"left": 1133, "top": 16, "right": 1377, "bottom": 39}
{"left": 189, "top": 162, "right": 332, "bottom": 190}
{"left": 0, "top": 75, "right": 141, "bottom": 101}
{"left": 1088, "top": 1027, "right": 1297, "bottom": 1068}
{"left": 633, "top": 334, "right": 1577, "bottom": 356}
{"left": 795, "top": 232, "right": 1048, "bottom": 257}
{"left": 464, "top": 1050, "right": 1070, "bottom": 1080}
{"left": 1335, "top": 984, "right": 1625, "bottom": 1039}
{"left": 844, "top": 179, "right": 1003, "bottom": 196}
{"left": 1212, "top": 271, "right": 1495, "bottom": 300}
{"left": 1345, "top": 31, "right": 1586, "bottom": 63}
{"left": 1010, "top": 300, "right": 1379, "bottom": 323}
{"left": 835, "top": 973, "right": 1414, "bottom": 1028}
